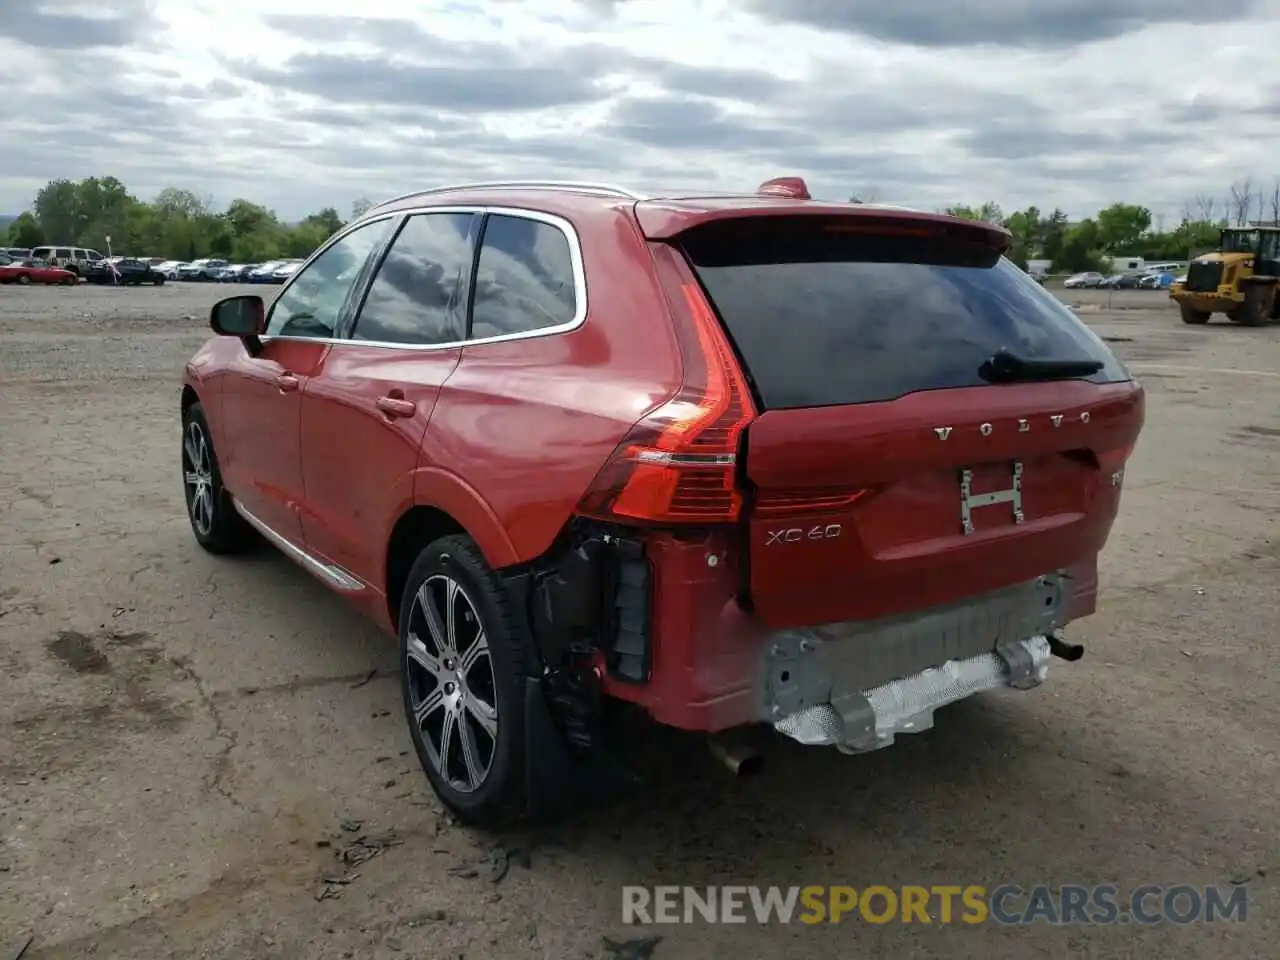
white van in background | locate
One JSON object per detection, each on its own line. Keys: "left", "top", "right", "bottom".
{"left": 29, "top": 245, "right": 106, "bottom": 276}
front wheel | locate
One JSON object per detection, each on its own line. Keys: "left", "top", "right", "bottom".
{"left": 153, "top": 275, "right": 165, "bottom": 286}
{"left": 1179, "top": 303, "right": 1210, "bottom": 325}
{"left": 17, "top": 273, "right": 30, "bottom": 285}
{"left": 180, "top": 402, "right": 256, "bottom": 554}
{"left": 399, "top": 534, "right": 531, "bottom": 827}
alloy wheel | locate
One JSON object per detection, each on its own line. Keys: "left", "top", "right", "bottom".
{"left": 182, "top": 420, "right": 215, "bottom": 536}
{"left": 405, "top": 574, "right": 499, "bottom": 794}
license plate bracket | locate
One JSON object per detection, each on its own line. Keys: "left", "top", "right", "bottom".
{"left": 959, "top": 461, "right": 1024, "bottom": 535}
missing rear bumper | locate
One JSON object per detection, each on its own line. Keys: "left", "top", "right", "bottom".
{"left": 773, "top": 635, "right": 1051, "bottom": 755}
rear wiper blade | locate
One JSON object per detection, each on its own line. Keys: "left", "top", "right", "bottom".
{"left": 979, "top": 348, "right": 1103, "bottom": 384}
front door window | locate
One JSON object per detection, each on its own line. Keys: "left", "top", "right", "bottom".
{"left": 267, "top": 220, "right": 393, "bottom": 339}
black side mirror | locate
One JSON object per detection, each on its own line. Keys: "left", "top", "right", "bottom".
{"left": 211, "top": 295, "right": 267, "bottom": 356}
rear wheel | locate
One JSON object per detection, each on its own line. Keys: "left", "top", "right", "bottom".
{"left": 153, "top": 275, "right": 165, "bottom": 286}
{"left": 399, "top": 534, "right": 530, "bottom": 827}
{"left": 1230, "top": 284, "right": 1274, "bottom": 326}
{"left": 181, "top": 402, "right": 256, "bottom": 554}
{"left": 17, "top": 273, "right": 30, "bottom": 285}
{"left": 1179, "top": 302, "right": 1210, "bottom": 325}
{"left": 62, "top": 276, "right": 76, "bottom": 286}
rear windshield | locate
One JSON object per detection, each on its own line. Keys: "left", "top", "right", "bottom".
{"left": 681, "top": 219, "right": 1129, "bottom": 409}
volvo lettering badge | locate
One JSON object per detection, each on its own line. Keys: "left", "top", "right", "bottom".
{"left": 931, "top": 412, "right": 1091, "bottom": 439}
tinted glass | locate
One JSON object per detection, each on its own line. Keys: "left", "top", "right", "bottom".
{"left": 683, "top": 222, "right": 1128, "bottom": 410}
{"left": 55, "top": 248, "right": 71, "bottom": 259}
{"left": 1259, "top": 231, "right": 1280, "bottom": 262}
{"left": 266, "top": 219, "right": 391, "bottom": 338}
{"left": 352, "top": 212, "right": 474, "bottom": 345}
{"left": 470, "top": 215, "right": 576, "bottom": 340}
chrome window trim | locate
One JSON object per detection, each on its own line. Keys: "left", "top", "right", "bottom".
{"left": 261, "top": 204, "right": 589, "bottom": 352}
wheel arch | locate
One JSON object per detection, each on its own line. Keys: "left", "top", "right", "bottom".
{"left": 384, "top": 473, "right": 521, "bottom": 632}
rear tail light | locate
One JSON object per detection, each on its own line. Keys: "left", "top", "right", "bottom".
{"left": 753, "top": 487, "right": 869, "bottom": 518}
{"left": 577, "top": 245, "right": 756, "bottom": 524}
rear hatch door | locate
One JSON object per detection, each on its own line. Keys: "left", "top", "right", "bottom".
{"left": 671, "top": 212, "right": 1144, "bottom": 629}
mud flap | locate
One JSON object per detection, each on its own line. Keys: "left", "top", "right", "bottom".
{"left": 522, "top": 676, "right": 639, "bottom": 821}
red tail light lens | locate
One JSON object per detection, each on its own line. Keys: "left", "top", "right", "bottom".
{"left": 577, "top": 248, "right": 756, "bottom": 524}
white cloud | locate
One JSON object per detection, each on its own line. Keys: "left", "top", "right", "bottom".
{"left": 1, "top": 0, "right": 1279, "bottom": 221}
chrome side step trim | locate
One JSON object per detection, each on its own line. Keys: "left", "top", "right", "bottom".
{"left": 232, "top": 499, "right": 366, "bottom": 592}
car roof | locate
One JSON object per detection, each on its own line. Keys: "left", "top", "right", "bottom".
{"left": 362, "top": 180, "right": 1002, "bottom": 241}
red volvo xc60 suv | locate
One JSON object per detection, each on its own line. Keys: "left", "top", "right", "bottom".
{"left": 180, "top": 177, "right": 1144, "bottom": 825}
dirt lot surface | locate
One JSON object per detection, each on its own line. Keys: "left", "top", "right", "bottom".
{"left": 1, "top": 283, "right": 1277, "bottom": 959}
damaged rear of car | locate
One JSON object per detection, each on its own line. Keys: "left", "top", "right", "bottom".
{"left": 518, "top": 195, "right": 1142, "bottom": 775}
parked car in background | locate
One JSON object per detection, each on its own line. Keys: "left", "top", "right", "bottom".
{"left": 155, "top": 261, "right": 188, "bottom": 280}
{"left": 178, "top": 259, "right": 230, "bottom": 282}
{"left": 216, "top": 264, "right": 258, "bottom": 282}
{"left": 0, "top": 257, "right": 78, "bottom": 285}
{"left": 270, "top": 260, "right": 303, "bottom": 282}
{"left": 1063, "top": 271, "right": 1106, "bottom": 289}
{"left": 180, "top": 176, "right": 1144, "bottom": 826}
{"left": 3, "top": 247, "right": 31, "bottom": 259}
{"left": 245, "top": 260, "right": 287, "bottom": 282}
{"left": 84, "top": 257, "right": 166, "bottom": 286}
{"left": 1098, "top": 273, "right": 1143, "bottom": 290}
{"left": 1138, "top": 271, "right": 1173, "bottom": 290}
{"left": 29, "top": 245, "right": 106, "bottom": 276}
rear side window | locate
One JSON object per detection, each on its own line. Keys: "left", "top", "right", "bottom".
{"left": 55, "top": 248, "right": 71, "bottom": 259}
{"left": 470, "top": 214, "right": 577, "bottom": 340}
{"left": 352, "top": 212, "right": 474, "bottom": 345}
{"left": 681, "top": 219, "right": 1129, "bottom": 410}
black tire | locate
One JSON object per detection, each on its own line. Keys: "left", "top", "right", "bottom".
{"left": 1234, "top": 284, "right": 1273, "bottom": 327}
{"left": 154, "top": 275, "right": 165, "bottom": 286}
{"left": 1179, "top": 303, "right": 1210, "bottom": 325}
{"left": 399, "top": 534, "right": 531, "bottom": 827}
{"left": 180, "top": 402, "right": 256, "bottom": 554}
{"left": 17, "top": 273, "right": 30, "bottom": 285}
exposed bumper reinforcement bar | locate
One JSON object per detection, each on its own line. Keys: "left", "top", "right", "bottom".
{"left": 772, "top": 635, "right": 1052, "bottom": 755}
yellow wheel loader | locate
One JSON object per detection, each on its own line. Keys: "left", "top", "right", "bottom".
{"left": 1169, "top": 227, "right": 1280, "bottom": 326}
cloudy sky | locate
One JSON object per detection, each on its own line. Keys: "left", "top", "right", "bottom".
{"left": 2, "top": 0, "right": 1279, "bottom": 222}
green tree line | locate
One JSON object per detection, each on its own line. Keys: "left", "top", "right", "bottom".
{"left": 2, "top": 175, "right": 1262, "bottom": 273}
{"left": 939, "top": 201, "right": 1226, "bottom": 273}
{"left": 1, "top": 176, "right": 373, "bottom": 263}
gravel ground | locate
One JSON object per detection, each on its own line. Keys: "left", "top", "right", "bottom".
{"left": 1, "top": 283, "right": 1277, "bottom": 959}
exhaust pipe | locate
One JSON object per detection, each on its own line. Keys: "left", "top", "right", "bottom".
{"left": 1046, "top": 634, "right": 1084, "bottom": 662}
{"left": 708, "top": 733, "right": 763, "bottom": 776}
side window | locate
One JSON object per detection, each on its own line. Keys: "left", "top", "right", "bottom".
{"left": 470, "top": 215, "right": 578, "bottom": 340}
{"left": 55, "top": 248, "right": 71, "bottom": 260}
{"left": 1258, "top": 232, "right": 1280, "bottom": 262}
{"left": 351, "top": 212, "right": 474, "bottom": 345}
{"left": 266, "top": 219, "right": 392, "bottom": 339}
{"left": 85, "top": 250, "right": 102, "bottom": 262}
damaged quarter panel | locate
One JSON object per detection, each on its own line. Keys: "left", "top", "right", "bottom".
{"left": 420, "top": 200, "right": 683, "bottom": 567}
